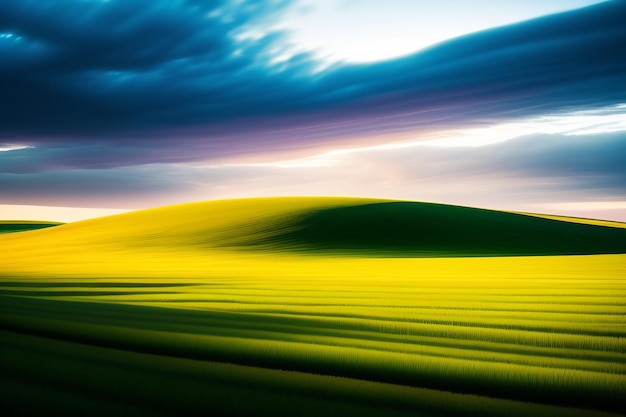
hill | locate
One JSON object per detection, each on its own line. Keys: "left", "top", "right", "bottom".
{"left": 1, "top": 197, "right": 625, "bottom": 259}
{"left": 1, "top": 197, "right": 625, "bottom": 416}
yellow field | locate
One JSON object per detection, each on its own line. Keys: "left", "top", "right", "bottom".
{"left": 1, "top": 197, "right": 625, "bottom": 416}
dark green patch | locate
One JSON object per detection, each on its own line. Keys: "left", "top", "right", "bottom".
{"left": 0, "top": 221, "right": 63, "bottom": 234}
{"left": 0, "top": 289, "right": 177, "bottom": 297}
{"left": 250, "top": 202, "right": 626, "bottom": 257}
{"left": 0, "top": 282, "right": 196, "bottom": 288}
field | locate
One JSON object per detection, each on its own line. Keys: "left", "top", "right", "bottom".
{"left": 1, "top": 197, "right": 625, "bottom": 416}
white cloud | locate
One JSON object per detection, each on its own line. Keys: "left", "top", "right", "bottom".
{"left": 277, "top": 0, "right": 607, "bottom": 63}
{"left": 421, "top": 104, "right": 626, "bottom": 147}
{"left": 0, "top": 145, "right": 33, "bottom": 152}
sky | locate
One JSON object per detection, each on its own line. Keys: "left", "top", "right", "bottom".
{"left": 1, "top": 0, "right": 625, "bottom": 222}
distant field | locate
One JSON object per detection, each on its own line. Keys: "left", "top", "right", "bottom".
{"left": 513, "top": 212, "right": 626, "bottom": 229}
{"left": 1, "top": 197, "right": 625, "bottom": 416}
{"left": 0, "top": 220, "right": 63, "bottom": 234}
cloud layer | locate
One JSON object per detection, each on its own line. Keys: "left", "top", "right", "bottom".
{"left": 1, "top": 0, "right": 625, "bottom": 170}
{"left": 2, "top": 132, "right": 625, "bottom": 220}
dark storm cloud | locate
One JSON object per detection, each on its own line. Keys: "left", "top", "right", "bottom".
{"left": 0, "top": 0, "right": 294, "bottom": 134}
{"left": 1, "top": 0, "right": 625, "bottom": 170}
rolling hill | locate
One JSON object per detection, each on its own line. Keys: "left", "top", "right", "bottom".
{"left": 1, "top": 197, "right": 625, "bottom": 416}
{"left": 1, "top": 197, "right": 625, "bottom": 259}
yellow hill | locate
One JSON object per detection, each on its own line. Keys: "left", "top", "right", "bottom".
{"left": 1, "top": 197, "right": 625, "bottom": 279}
{"left": 1, "top": 197, "right": 625, "bottom": 415}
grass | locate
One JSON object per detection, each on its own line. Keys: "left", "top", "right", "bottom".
{"left": 0, "top": 197, "right": 625, "bottom": 416}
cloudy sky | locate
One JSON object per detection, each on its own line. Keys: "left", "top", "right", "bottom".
{"left": 1, "top": 0, "right": 625, "bottom": 222}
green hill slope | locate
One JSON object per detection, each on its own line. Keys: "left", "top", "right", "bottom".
{"left": 258, "top": 201, "right": 626, "bottom": 256}
{"left": 1, "top": 197, "right": 625, "bottom": 416}
{"left": 2, "top": 197, "right": 624, "bottom": 258}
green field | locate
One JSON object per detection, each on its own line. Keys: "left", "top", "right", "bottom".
{"left": 0, "top": 220, "right": 63, "bottom": 234}
{"left": 1, "top": 197, "right": 625, "bottom": 416}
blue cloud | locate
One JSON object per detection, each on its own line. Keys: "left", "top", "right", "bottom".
{"left": 1, "top": 0, "right": 625, "bottom": 169}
